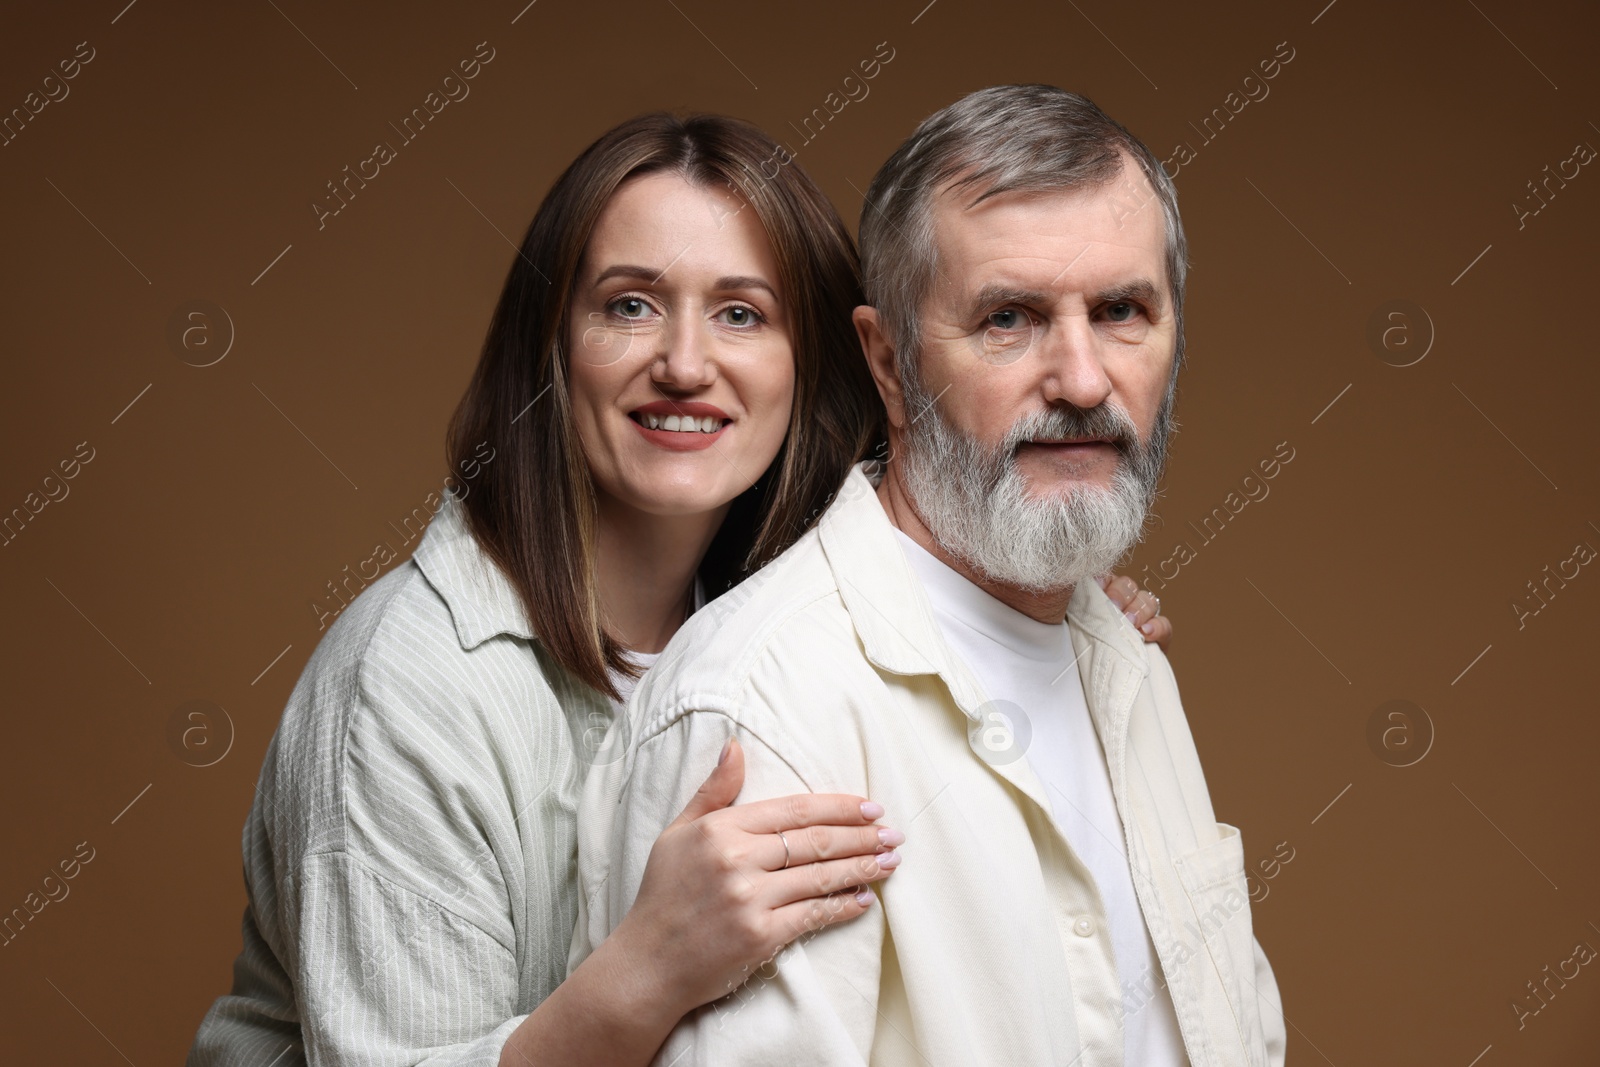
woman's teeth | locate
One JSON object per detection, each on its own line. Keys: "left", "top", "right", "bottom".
{"left": 639, "top": 413, "right": 723, "bottom": 433}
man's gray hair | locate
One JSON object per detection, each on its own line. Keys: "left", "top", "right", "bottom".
{"left": 859, "top": 84, "right": 1189, "bottom": 385}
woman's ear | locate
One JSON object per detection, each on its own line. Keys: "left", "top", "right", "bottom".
{"left": 853, "top": 305, "right": 906, "bottom": 429}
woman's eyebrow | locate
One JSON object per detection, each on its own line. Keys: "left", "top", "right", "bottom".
{"left": 592, "top": 263, "right": 663, "bottom": 285}
{"left": 589, "top": 266, "right": 776, "bottom": 298}
{"left": 713, "top": 275, "right": 777, "bottom": 298}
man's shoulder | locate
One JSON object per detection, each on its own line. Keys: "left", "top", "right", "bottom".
{"left": 628, "top": 528, "right": 866, "bottom": 732}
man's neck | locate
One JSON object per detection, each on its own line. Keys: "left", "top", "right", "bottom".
{"left": 875, "top": 459, "right": 1075, "bottom": 625}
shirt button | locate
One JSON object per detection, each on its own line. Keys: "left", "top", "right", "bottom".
{"left": 1073, "top": 917, "right": 1095, "bottom": 937}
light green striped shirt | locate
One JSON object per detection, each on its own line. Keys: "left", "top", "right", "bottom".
{"left": 188, "top": 491, "right": 612, "bottom": 1066}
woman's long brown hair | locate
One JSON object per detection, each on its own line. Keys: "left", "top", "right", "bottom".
{"left": 446, "top": 113, "right": 882, "bottom": 700}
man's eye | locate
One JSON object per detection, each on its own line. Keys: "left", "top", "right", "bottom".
{"left": 610, "top": 297, "right": 652, "bottom": 319}
{"left": 987, "top": 308, "right": 1029, "bottom": 331}
{"left": 718, "top": 305, "right": 761, "bottom": 327}
{"left": 1105, "top": 301, "right": 1140, "bottom": 323}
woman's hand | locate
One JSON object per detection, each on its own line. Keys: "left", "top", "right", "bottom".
{"left": 611, "top": 737, "right": 900, "bottom": 1017}
{"left": 1101, "top": 573, "right": 1170, "bottom": 649}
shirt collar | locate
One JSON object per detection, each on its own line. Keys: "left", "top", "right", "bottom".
{"left": 412, "top": 491, "right": 538, "bottom": 650}
{"left": 893, "top": 526, "right": 1069, "bottom": 665}
{"left": 817, "top": 462, "right": 1150, "bottom": 719}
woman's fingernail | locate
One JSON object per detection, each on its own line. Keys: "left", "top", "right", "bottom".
{"left": 717, "top": 738, "right": 733, "bottom": 765}
{"left": 1141, "top": 621, "right": 1156, "bottom": 635}
{"left": 877, "top": 826, "right": 905, "bottom": 847}
{"left": 876, "top": 850, "right": 901, "bottom": 869}
{"left": 860, "top": 800, "right": 885, "bottom": 820}
{"left": 1125, "top": 611, "right": 1140, "bottom": 626}
{"left": 855, "top": 888, "right": 874, "bottom": 906}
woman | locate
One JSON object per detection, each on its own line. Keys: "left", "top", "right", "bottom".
{"left": 188, "top": 113, "right": 1168, "bottom": 1066}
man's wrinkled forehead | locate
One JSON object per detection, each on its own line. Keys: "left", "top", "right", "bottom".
{"left": 926, "top": 158, "right": 1169, "bottom": 302}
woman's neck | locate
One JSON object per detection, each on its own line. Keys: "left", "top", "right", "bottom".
{"left": 594, "top": 493, "right": 729, "bottom": 654}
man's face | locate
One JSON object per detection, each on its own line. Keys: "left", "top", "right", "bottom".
{"left": 914, "top": 155, "right": 1177, "bottom": 500}
{"left": 890, "top": 155, "right": 1180, "bottom": 592}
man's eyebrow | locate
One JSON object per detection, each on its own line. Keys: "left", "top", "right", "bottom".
{"left": 962, "top": 284, "right": 1054, "bottom": 320}
{"left": 960, "top": 278, "right": 1168, "bottom": 319}
{"left": 1099, "top": 278, "right": 1167, "bottom": 311}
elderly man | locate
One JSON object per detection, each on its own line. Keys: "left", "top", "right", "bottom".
{"left": 574, "top": 84, "right": 1286, "bottom": 1066}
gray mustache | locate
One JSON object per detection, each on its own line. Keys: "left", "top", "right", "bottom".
{"left": 1005, "top": 405, "right": 1139, "bottom": 456}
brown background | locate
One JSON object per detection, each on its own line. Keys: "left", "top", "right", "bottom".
{"left": 2, "top": 0, "right": 1597, "bottom": 1063}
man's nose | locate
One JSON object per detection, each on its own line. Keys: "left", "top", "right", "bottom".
{"left": 651, "top": 313, "right": 717, "bottom": 391}
{"left": 1037, "top": 315, "right": 1113, "bottom": 410}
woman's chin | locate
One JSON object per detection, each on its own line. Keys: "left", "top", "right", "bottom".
{"left": 607, "top": 477, "right": 752, "bottom": 522}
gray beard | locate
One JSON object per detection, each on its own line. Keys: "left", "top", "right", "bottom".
{"left": 897, "top": 379, "right": 1174, "bottom": 594}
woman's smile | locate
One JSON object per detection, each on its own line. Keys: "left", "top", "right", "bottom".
{"left": 627, "top": 400, "right": 732, "bottom": 451}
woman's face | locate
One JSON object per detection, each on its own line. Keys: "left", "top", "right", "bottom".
{"left": 568, "top": 172, "right": 795, "bottom": 519}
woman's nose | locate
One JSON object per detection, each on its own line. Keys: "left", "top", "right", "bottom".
{"left": 651, "top": 316, "right": 717, "bottom": 389}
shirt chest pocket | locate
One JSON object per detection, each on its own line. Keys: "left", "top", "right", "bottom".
{"left": 1172, "top": 821, "right": 1269, "bottom": 1067}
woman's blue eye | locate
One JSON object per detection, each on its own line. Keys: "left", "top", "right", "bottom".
{"left": 613, "top": 297, "right": 649, "bottom": 319}
{"left": 987, "top": 309, "right": 1027, "bottom": 331}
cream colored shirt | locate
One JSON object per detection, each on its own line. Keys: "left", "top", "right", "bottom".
{"left": 574, "top": 462, "right": 1288, "bottom": 1066}
{"left": 892, "top": 527, "right": 1187, "bottom": 1064}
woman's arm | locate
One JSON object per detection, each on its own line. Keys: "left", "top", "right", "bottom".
{"left": 499, "top": 738, "right": 897, "bottom": 1065}
{"left": 1103, "top": 572, "right": 1171, "bottom": 649}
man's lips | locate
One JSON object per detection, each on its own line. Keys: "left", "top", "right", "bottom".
{"left": 1018, "top": 436, "right": 1118, "bottom": 450}
{"left": 1014, "top": 438, "right": 1123, "bottom": 474}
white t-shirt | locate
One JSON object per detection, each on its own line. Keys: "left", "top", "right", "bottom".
{"left": 606, "top": 577, "right": 707, "bottom": 710}
{"left": 893, "top": 529, "right": 1188, "bottom": 1065}
{"left": 607, "top": 649, "right": 660, "bottom": 710}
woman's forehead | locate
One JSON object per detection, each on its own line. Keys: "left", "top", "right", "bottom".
{"left": 584, "top": 172, "right": 777, "bottom": 288}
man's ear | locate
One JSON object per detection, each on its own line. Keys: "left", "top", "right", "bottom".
{"left": 853, "top": 305, "right": 906, "bottom": 429}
